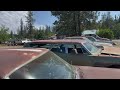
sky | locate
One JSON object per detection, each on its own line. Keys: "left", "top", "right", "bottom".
{"left": 33, "top": 11, "right": 120, "bottom": 25}
{"left": 33, "top": 11, "right": 57, "bottom": 28}
{"left": 0, "top": 11, "right": 120, "bottom": 33}
{"left": 99, "top": 11, "right": 120, "bottom": 20}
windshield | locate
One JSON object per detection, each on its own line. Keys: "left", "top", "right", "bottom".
{"left": 83, "top": 42, "right": 99, "bottom": 54}
{"left": 86, "top": 37, "right": 96, "bottom": 42}
{"left": 84, "top": 38, "right": 93, "bottom": 43}
{"left": 9, "top": 51, "right": 75, "bottom": 79}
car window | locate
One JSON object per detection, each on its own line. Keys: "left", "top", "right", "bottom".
{"left": 84, "top": 38, "right": 93, "bottom": 43}
{"left": 50, "top": 44, "right": 63, "bottom": 53}
{"left": 51, "top": 44, "right": 75, "bottom": 54}
{"left": 9, "top": 51, "right": 75, "bottom": 79}
{"left": 62, "top": 44, "right": 88, "bottom": 54}
{"left": 62, "top": 44, "right": 75, "bottom": 53}
{"left": 87, "top": 37, "right": 96, "bottom": 42}
{"left": 83, "top": 42, "right": 99, "bottom": 54}
{"left": 76, "top": 44, "right": 88, "bottom": 54}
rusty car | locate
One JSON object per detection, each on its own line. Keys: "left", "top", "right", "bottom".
{"left": 1, "top": 48, "right": 120, "bottom": 79}
{"left": 82, "top": 33, "right": 110, "bottom": 41}
{"left": 65, "top": 36, "right": 105, "bottom": 49}
{"left": 24, "top": 39, "right": 120, "bottom": 68}
{"left": 65, "top": 36, "right": 114, "bottom": 47}
{"left": 85, "top": 36, "right": 116, "bottom": 46}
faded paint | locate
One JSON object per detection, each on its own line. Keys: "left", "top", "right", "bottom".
{"left": 26, "top": 39, "right": 120, "bottom": 67}
{"left": 1, "top": 48, "right": 120, "bottom": 79}
{"left": 77, "top": 66, "right": 120, "bottom": 79}
{"left": 0, "top": 48, "right": 49, "bottom": 78}
{"left": 32, "top": 39, "right": 86, "bottom": 44}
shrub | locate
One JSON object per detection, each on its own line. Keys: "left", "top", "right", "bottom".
{"left": 97, "top": 29, "right": 114, "bottom": 39}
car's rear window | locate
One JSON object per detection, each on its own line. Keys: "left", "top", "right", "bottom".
{"left": 9, "top": 51, "right": 75, "bottom": 79}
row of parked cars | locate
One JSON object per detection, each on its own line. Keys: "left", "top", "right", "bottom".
{"left": 6, "top": 39, "right": 32, "bottom": 46}
{"left": 1, "top": 34, "right": 120, "bottom": 79}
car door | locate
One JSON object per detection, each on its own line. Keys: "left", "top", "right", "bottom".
{"left": 89, "top": 55, "right": 120, "bottom": 68}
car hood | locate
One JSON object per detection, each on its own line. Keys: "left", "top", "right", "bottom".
{"left": 101, "top": 46, "right": 120, "bottom": 56}
{"left": 94, "top": 42, "right": 113, "bottom": 47}
{"left": 75, "top": 66, "right": 120, "bottom": 79}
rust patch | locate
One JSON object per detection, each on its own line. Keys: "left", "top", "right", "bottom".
{"left": 0, "top": 48, "right": 49, "bottom": 78}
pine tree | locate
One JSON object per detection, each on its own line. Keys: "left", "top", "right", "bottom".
{"left": 10, "top": 30, "right": 13, "bottom": 39}
{"left": 26, "top": 11, "right": 35, "bottom": 39}
{"left": 51, "top": 11, "right": 99, "bottom": 36}
{"left": 20, "top": 18, "right": 23, "bottom": 39}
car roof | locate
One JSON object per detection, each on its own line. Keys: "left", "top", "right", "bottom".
{"left": 31, "top": 39, "right": 86, "bottom": 44}
{"left": 0, "top": 48, "right": 49, "bottom": 78}
{"left": 65, "top": 36, "right": 86, "bottom": 39}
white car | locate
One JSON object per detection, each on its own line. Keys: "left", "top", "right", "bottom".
{"left": 21, "top": 39, "right": 31, "bottom": 44}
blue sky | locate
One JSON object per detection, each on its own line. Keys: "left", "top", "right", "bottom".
{"left": 33, "top": 11, "right": 57, "bottom": 27}
{"left": 33, "top": 11, "right": 120, "bottom": 27}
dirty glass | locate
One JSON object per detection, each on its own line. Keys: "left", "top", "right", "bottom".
{"left": 9, "top": 51, "right": 75, "bottom": 79}
{"left": 83, "top": 42, "right": 98, "bottom": 54}
{"left": 84, "top": 38, "right": 93, "bottom": 43}
{"left": 76, "top": 44, "right": 88, "bottom": 54}
{"left": 62, "top": 44, "right": 76, "bottom": 53}
{"left": 87, "top": 37, "right": 96, "bottom": 42}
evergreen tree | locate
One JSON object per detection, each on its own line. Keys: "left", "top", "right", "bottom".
{"left": 20, "top": 18, "right": 24, "bottom": 39}
{"left": 26, "top": 11, "right": 35, "bottom": 39}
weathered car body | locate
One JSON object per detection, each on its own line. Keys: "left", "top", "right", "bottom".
{"left": 65, "top": 36, "right": 104, "bottom": 49}
{"left": 82, "top": 34, "right": 110, "bottom": 41}
{"left": 24, "top": 39, "right": 120, "bottom": 68}
{"left": 85, "top": 36, "right": 115, "bottom": 46}
{"left": 1, "top": 48, "right": 120, "bottom": 79}
{"left": 0, "top": 48, "right": 75, "bottom": 79}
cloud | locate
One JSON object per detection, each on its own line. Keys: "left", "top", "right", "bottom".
{"left": 34, "top": 24, "right": 46, "bottom": 30}
{"left": 0, "top": 11, "right": 28, "bottom": 33}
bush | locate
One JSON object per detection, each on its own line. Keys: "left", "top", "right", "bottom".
{"left": 0, "top": 26, "right": 10, "bottom": 43}
{"left": 97, "top": 29, "right": 114, "bottom": 39}
{"left": 112, "top": 23, "right": 120, "bottom": 39}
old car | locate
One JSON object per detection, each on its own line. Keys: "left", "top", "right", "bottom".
{"left": 85, "top": 36, "right": 116, "bottom": 46}
{"left": 82, "top": 33, "right": 116, "bottom": 45}
{"left": 24, "top": 39, "right": 120, "bottom": 68}
{"left": 65, "top": 36, "right": 104, "bottom": 49}
{"left": 1, "top": 48, "right": 120, "bottom": 79}
{"left": 82, "top": 33, "right": 110, "bottom": 41}
{"left": 21, "top": 39, "right": 32, "bottom": 44}
{"left": 7, "top": 39, "right": 22, "bottom": 46}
